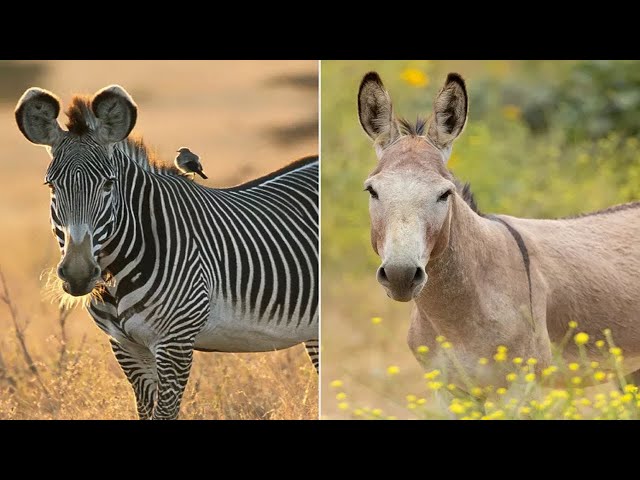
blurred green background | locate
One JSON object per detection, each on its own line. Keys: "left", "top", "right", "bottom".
{"left": 321, "top": 60, "right": 640, "bottom": 418}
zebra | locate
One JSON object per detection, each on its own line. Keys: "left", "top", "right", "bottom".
{"left": 15, "top": 85, "right": 318, "bottom": 419}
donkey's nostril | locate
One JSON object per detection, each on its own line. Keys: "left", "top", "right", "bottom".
{"left": 412, "top": 267, "right": 425, "bottom": 286}
{"left": 377, "top": 266, "right": 388, "bottom": 285}
{"left": 92, "top": 266, "right": 101, "bottom": 278}
{"left": 57, "top": 266, "right": 66, "bottom": 280}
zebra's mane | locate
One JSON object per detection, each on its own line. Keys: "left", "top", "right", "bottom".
{"left": 65, "top": 96, "right": 180, "bottom": 175}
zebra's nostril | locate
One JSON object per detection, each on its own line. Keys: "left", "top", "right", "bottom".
{"left": 412, "top": 267, "right": 425, "bottom": 286}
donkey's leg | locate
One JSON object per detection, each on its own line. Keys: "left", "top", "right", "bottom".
{"left": 110, "top": 338, "right": 158, "bottom": 420}
{"left": 304, "top": 340, "right": 319, "bottom": 373}
{"left": 153, "top": 333, "right": 197, "bottom": 420}
{"left": 622, "top": 369, "right": 640, "bottom": 389}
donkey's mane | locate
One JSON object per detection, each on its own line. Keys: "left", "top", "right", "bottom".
{"left": 398, "top": 117, "right": 427, "bottom": 136}
{"left": 453, "top": 177, "right": 481, "bottom": 215}
{"left": 64, "top": 96, "right": 180, "bottom": 175}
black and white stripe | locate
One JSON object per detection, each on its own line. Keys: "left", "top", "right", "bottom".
{"left": 46, "top": 138, "right": 318, "bottom": 419}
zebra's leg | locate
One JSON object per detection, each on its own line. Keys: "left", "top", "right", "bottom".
{"left": 153, "top": 336, "right": 196, "bottom": 420}
{"left": 109, "top": 338, "right": 158, "bottom": 420}
{"left": 304, "top": 340, "right": 319, "bottom": 373}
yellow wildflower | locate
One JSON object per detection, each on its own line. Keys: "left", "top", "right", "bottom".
{"left": 442, "top": 341, "right": 452, "bottom": 349}
{"left": 424, "top": 369, "right": 441, "bottom": 380}
{"left": 596, "top": 340, "right": 605, "bottom": 349}
{"left": 519, "top": 406, "right": 531, "bottom": 415}
{"left": 471, "top": 387, "right": 483, "bottom": 398}
{"left": 338, "top": 402, "right": 349, "bottom": 411}
{"left": 524, "top": 373, "right": 536, "bottom": 382}
{"left": 622, "top": 393, "right": 634, "bottom": 404}
{"left": 371, "top": 316, "right": 383, "bottom": 325}
{"left": 568, "top": 321, "right": 578, "bottom": 329}
{"left": 371, "top": 408, "right": 383, "bottom": 417}
{"left": 449, "top": 403, "right": 466, "bottom": 415}
{"left": 406, "top": 394, "right": 417, "bottom": 403}
{"left": 478, "top": 357, "right": 489, "bottom": 365}
{"left": 387, "top": 365, "right": 400, "bottom": 376}
{"left": 416, "top": 345, "right": 429, "bottom": 354}
{"left": 336, "top": 392, "right": 347, "bottom": 401}
{"left": 574, "top": 332, "right": 589, "bottom": 345}
{"left": 447, "top": 384, "right": 457, "bottom": 391}
{"left": 624, "top": 384, "right": 638, "bottom": 394}
{"left": 494, "top": 351, "right": 507, "bottom": 363}
{"left": 497, "top": 345, "right": 508, "bottom": 353}
{"left": 590, "top": 361, "right": 600, "bottom": 369}
{"left": 572, "top": 376, "right": 582, "bottom": 385}
{"left": 353, "top": 409, "right": 363, "bottom": 417}
{"left": 435, "top": 335, "right": 445, "bottom": 343}
{"left": 610, "top": 347, "right": 622, "bottom": 357}
{"left": 569, "top": 363, "right": 580, "bottom": 371}
{"left": 506, "top": 373, "right": 518, "bottom": 382}
{"left": 330, "top": 380, "right": 343, "bottom": 388}
{"left": 496, "top": 388, "right": 507, "bottom": 396}
{"left": 594, "top": 371, "right": 606, "bottom": 382}
{"left": 526, "top": 358, "right": 538, "bottom": 366}
{"left": 512, "top": 357, "right": 523, "bottom": 365}
{"left": 427, "top": 381, "right": 443, "bottom": 391}
{"left": 401, "top": 68, "right": 429, "bottom": 88}
{"left": 416, "top": 398, "right": 426, "bottom": 405}
{"left": 501, "top": 104, "right": 521, "bottom": 121}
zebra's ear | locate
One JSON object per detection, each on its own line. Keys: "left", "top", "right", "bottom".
{"left": 358, "top": 72, "right": 400, "bottom": 158}
{"left": 427, "top": 73, "right": 468, "bottom": 162}
{"left": 91, "top": 85, "right": 138, "bottom": 144}
{"left": 15, "top": 87, "right": 65, "bottom": 146}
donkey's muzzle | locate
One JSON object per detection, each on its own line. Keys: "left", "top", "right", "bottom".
{"left": 377, "top": 263, "right": 427, "bottom": 302}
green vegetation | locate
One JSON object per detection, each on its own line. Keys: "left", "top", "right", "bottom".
{"left": 321, "top": 60, "right": 640, "bottom": 419}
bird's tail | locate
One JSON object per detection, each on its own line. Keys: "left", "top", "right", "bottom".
{"left": 196, "top": 170, "right": 208, "bottom": 180}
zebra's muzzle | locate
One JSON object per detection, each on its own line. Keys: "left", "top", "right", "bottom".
{"left": 57, "top": 228, "right": 102, "bottom": 296}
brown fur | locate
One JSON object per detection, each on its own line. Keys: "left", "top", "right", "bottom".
{"left": 359, "top": 71, "right": 640, "bottom": 387}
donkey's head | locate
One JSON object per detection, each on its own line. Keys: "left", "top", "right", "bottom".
{"left": 358, "top": 72, "right": 468, "bottom": 302}
{"left": 15, "top": 85, "right": 138, "bottom": 296}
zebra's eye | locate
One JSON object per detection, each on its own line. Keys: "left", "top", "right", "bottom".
{"left": 102, "top": 179, "right": 114, "bottom": 193}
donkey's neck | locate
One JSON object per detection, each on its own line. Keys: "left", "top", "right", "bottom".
{"left": 415, "top": 194, "right": 497, "bottom": 340}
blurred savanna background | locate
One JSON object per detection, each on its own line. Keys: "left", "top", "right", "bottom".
{"left": 321, "top": 60, "right": 640, "bottom": 419}
{"left": 0, "top": 60, "right": 318, "bottom": 419}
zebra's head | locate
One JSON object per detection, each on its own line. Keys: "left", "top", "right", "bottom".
{"left": 15, "top": 85, "right": 138, "bottom": 296}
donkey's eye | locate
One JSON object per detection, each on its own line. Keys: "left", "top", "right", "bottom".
{"left": 365, "top": 185, "right": 378, "bottom": 199}
{"left": 102, "top": 179, "right": 115, "bottom": 193}
{"left": 438, "top": 189, "right": 453, "bottom": 202}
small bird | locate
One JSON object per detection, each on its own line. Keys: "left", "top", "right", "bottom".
{"left": 175, "top": 147, "right": 208, "bottom": 179}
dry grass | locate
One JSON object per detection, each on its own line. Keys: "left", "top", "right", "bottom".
{"left": 0, "top": 60, "right": 318, "bottom": 420}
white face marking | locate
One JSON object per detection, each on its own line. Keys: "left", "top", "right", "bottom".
{"left": 67, "top": 224, "right": 90, "bottom": 244}
{"left": 368, "top": 170, "right": 454, "bottom": 273}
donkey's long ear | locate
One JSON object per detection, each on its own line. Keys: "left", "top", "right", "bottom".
{"left": 91, "top": 85, "right": 138, "bottom": 144}
{"left": 427, "top": 73, "right": 468, "bottom": 161}
{"left": 15, "top": 88, "right": 64, "bottom": 146}
{"left": 358, "top": 72, "right": 399, "bottom": 157}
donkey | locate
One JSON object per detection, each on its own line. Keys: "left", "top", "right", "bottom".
{"left": 358, "top": 71, "right": 640, "bottom": 386}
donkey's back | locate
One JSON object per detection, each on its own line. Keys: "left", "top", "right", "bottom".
{"left": 508, "top": 203, "right": 640, "bottom": 361}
